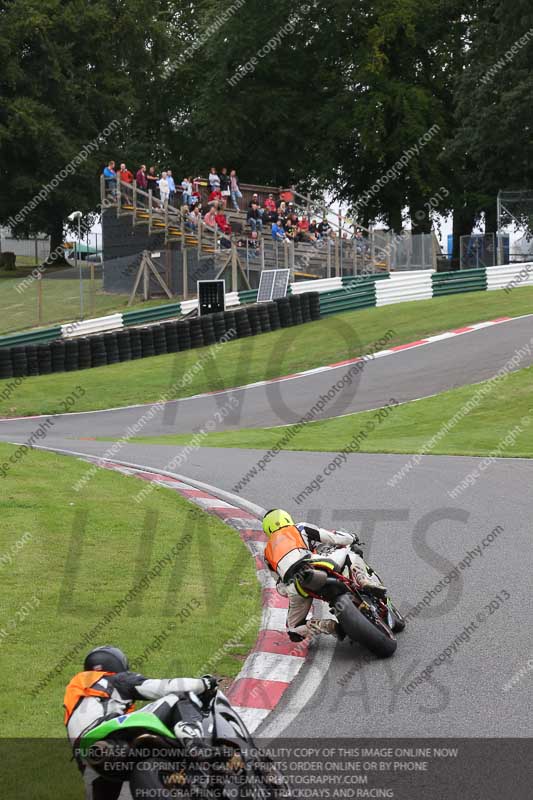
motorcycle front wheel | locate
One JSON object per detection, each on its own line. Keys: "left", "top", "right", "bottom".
{"left": 335, "top": 594, "right": 397, "bottom": 658}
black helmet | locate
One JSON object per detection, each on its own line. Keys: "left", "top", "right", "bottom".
{"left": 84, "top": 646, "right": 129, "bottom": 673}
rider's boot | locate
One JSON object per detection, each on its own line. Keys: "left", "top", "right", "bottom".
{"left": 306, "top": 618, "right": 343, "bottom": 637}
{"left": 351, "top": 556, "right": 387, "bottom": 597}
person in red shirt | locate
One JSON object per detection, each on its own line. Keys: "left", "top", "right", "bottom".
{"left": 118, "top": 163, "right": 134, "bottom": 203}
{"left": 264, "top": 193, "right": 277, "bottom": 213}
{"left": 215, "top": 211, "right": 232, "bottom": 235}
{"left": 208, "top": 188, "right": 222, "bottom": 205}
{"left": 118, "top": 163, "right": 134, "bottom": 183}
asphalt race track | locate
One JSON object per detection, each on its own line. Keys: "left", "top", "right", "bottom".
{"left": 1, "top": 315, "right": 533, "bottom": 440}
{"left": 1, "top": 318, "right": 532, "bottom": 739}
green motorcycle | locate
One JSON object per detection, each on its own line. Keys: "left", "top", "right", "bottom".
{"left": 78, "top": 683, "right": 289, "bottom": 798}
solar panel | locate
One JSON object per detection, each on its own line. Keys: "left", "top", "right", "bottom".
{"left": 272, "top": 269, "right": 290, "bottom": 300}
{"left": 257, "top": 269, "right": 290, "bottom": 302}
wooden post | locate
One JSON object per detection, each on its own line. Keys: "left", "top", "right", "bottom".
{"left": 143, "top": 256, "right": 149, "bottom": 300}
{"left": 148, "top": 191, "right": 153, "bottom": 234}
{"left": 90, "top": 262, "right": 95, "bottom": 316}
{"left": 231, "top": 240, "right": 238, "bottom": 292}
{"left": 335, "top": 236, "right": 340, "bottom": 277}
{"left": 37, "top": 273, "right": 43, "bottom": 325}
{"left": 260, "top": 236, "right": 265, "bottom": 271}
{"left": 34, "top": 237, "right": 39, "bottom": 266}
{"left": 182, "top": 247, "right": 189, "bottom": 300}
{"left": 326, "top": 240, "right": 331, "bottom": 278}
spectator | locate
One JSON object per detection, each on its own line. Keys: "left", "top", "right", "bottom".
{"left": 208, "top": 188, "right": 223, "bottom": 205}
{"left": 117, "top": 162, "right": 133, "bottom": 203}
{"left": 159, "top": 171, "right": 170, "bottom": 207}
{"left": 247, "top": 202, "right": 263, "bottom": 233}
{"left": 264, "top": 193, "right": 277, "bottom": 214}
{"left": 181, "top": 204, "right": 193, "bottom": 229}
{"left": 189, "top": 206, "right": 202, "bottom": 230}
{"left": 215, "top": 210, "right": 232, "bottom": 236}
{"left": 230, "top": 169, "right": 243, "bottom": 210}
{"left": 280, "top": 186, "right": 295, "bottom": 203}
{"left": 203, "top": 206, "right": 217, "bottom": 228}
{"left": 209, "top": 167, "right": 220, "bottom": 193}
{"left": 318, "top": 218, "right": 330, "bottom": 237}
{"left": 272, "top": 220, "right": 287, "bottom": 243}
{"left": 220, "top": 167, "right": 231, "bottom": 207}
{"left": 355, "top": 228, "right": 368, "bottom": 255}
{"left": 181, "top": 176, "right": 193, "bottom": 207}
{"left": 191, "top": 177, "right": 202, "bottom": 207}
{"left": 146, "top": 166, "right": 160, "bottom": 203}
{"left": 118, "top": 163, "right": 133, "bottom": 184}
{"left": 167, "top": 170, "right": 176, "bottom": 205}
{"left": 309, "top": 219, "right": 320, "bottom": 240}
{"left": 103, "top": 160, "right": 117, "bottom": 198}
{"left": 135, "top": 164, "right": 148, "bottom": 192}
{"left": 277, "top": 201, "right": 287, "bottom": 221}
{"left": 285, "top": 214, "right": 298, "bottom": 242}
{"left": 249, "top": 193, "right": 263, "bottom": 215}
{"left": 298, "top": 216, "right": 311, "bottom": 242}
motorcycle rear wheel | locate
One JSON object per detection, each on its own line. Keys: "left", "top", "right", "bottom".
{"left": 335, "top": 594, "right": 397, "bottom": 658}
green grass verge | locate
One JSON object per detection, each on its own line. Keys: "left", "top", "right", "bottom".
{"left": 132, "top": 366, "right": 533, "bottom": 459}
{"left": 0, "top": 272, "right": 172, "bottom": 335}
{"left": 1, "top": 287, "right": 532, "bottom": 417}
{"left": 0, "top": 442, "right": 260, "bottom": 738}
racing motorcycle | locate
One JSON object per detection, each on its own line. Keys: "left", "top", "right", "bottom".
{"left": 79, "top": 683, "right": 289, "bottom": 798}
{"left": 300, "top": 536, "right": 406, "bottom": 658}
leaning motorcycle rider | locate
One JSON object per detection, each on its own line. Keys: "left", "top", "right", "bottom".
{"left": 262, "top": 509, "right": 386, "bottom": 642}
{"left": 64, "top": 645, "right": 217, "bottom": 800}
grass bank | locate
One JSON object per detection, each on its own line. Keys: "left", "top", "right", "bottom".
{"left": 1, "top": 287, "right": 532, "bottom": 417}
{"left": 0, "top": 443, "right": 260, "bottom": 738}
{"left": 133, "top": 366, "right": 533, "bottom": 459}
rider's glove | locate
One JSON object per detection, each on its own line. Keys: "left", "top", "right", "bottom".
{"left": 201, "top": 675, "right": 218, "bottom": 693}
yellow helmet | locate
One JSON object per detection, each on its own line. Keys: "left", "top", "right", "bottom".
{"left": 262, "top": 509, "right": 294, "bottom": 536}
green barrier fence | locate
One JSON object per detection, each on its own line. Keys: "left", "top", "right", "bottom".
{"left": 432, "top": 268, "right": 487, "bottom": 297}
{"left": 0, "top": 326, "right": 62, "bottom": 350}
{"left": 122, "top": 303, "right": 182, "bottom": 326}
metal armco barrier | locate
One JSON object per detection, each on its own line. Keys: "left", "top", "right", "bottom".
{"left": 432, "top": 268, "right": 487, "bottom": 296}
{"left": 2, "top": 263, "right": 532, "bottom": 353}
{"left": 376, "top": 271, "right": 433, "bottom": 306}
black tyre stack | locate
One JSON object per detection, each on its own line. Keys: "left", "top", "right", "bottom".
{"left": 78, "top": 338, "right": 92, "bottom": 370}
{"left": 163, "top": 322, "right": 179, "bottom": 354}
{"left": 223, "top": 310, "right": 237, "bottom": 339}
{"left": 90, "top": 335, "right": 107, "bottom": 368}
{"left": 200, "top": 314, "right": 217, "bottom": 346}
{"left": 117, "top": 330, "right": 132, "bottom": 362}
{"left": 266, "top": 301, "right": 281, "bottom": 331}
{"left": 246, "top": 305, "right": 262, "bottom": 336}
{"left": 176, "top": 320, "right": 192, "bottom": 351}
{"left": 189, "top": 318, "right": 204, "bottom": 349}
{"left": 0, "top": 348, "right": 13, "bottom": 379}
{"left": 140, "top": 327, "right": 155, "bottom": 358}
{"left": 11, "top": 346, "right": 28, "bottom": 377}
{"left": 64, "top": 339, "right": 80, "bottom": 372}
{"left": 234, "top": 308, "right": 252, "bottom": 338}
{"left": 257, "top": 303, "right": 271, "bottom": 333}
{"left": 289, "top": 293, "right": 304, "bottom": 326}
{"left": 25, "top": 345, "right": 40, "bottom": 376}
{"left": 51, "top": 340, "right": 66, "bottom": 373}
{"left": 276, "top": 297, "right": 293, "bottom": 328}
{"left": 212, "top": 312, "right": 227, "bottom": 342}
{"left": 129, "top": 328, "right": 143, "bottom": 360}
{"left": 36, "top": 343, "right": 52, "bottom": 375}
{"left": 308, "top": 291, "right": 321, "bottom": 321}
{"left": 299, "top": 292, "right": 312, "bottom": 323}
{"left": 152, "top": 325, "right": 167, "bottom": 356}
{"left": 104, "top": 332, "right": 120, "bottom": 364}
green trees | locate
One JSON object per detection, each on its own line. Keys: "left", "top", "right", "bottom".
{"left": 0, "top": 0, "right": 173, "bottom": 255}
{"left": 1, "top": 0, "right": 531, "bottom": 258}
